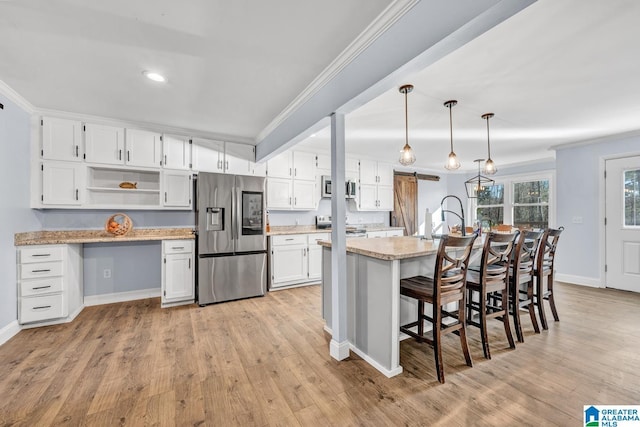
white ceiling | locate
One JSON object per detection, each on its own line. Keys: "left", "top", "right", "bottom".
{"left": 2, "top": 0, "right": 639, "bottom": 172}
{"left": 299, "top": 0, "right": 640, "bottom": 171}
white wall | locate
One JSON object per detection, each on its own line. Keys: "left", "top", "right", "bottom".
{"left": 0, "top": 95, "right": 40, "bottom": 333}
{"left": 555, "top": 134, "right": 640, "bottom": 287}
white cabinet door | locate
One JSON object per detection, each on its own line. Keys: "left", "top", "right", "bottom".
{"left": 42, "top": 161, "right": 83, "bottom": 206}
{"left": 377, "top": 185, "right": 394, "bottom": 211}
{"left": 192, "top": 139, "right": 225, "bottom": 173}
{"left": 162, "top": 241, "right": 194, "bottom": 305}
{"left": 307, "top": 245, "right": 323, "bottom": 280}
{"left": 271, "top": 245, "right": 307, "bottom": 285}
{"left": 292, "top": 151, "right": 316, "bottom": 181}
{"left": 84, "top": 124, "right": 125, "bottom": 165}
{"left": 41, "top": 117, "right": 83, "bottom": 162}
{"left": 367, "top": 231, "right": 387, "bottom": 238}
{"left": 316, "top": 153, "right": 330, "bottom": 170}
{"left": 163, "top": 171, "right": 192, "bottom": 207}
{"left": 358, "top": 184, "right": 378, "bottom": 211}
{"left": 251, "top": 161, "right": 267, "bottom": 177}
{"left": 377, "top": 162, "right": 394, "bottom": 186}
{"left": 267, "top": 178, "right": 292, "bottom": 209}
{"left": 386, "top": 229, "right": 404, "bottom": 237}
{"left": 292, "top": 180, "right": 315, "bottom": 210}
{"left": 359, "top": 159, "right": 378, "bottom": 185}
{"left": 163, "top": 135, "right": 191, "bottom": 170}
{"left": 267, "top": 151, "right": 292, "bottom": 179}
{"left": 346, "top": 157, "right": 359, "bottom": 181}
{"left": 224, "top": 142, "right": 253, "bottom": 176}
{"left": 125, "top": 129, "right": 162, "bottom": 168}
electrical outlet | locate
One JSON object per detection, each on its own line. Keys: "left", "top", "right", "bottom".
{"left": 572, "top": 216, "right": 583, "bottom": 224}
{"left": 103, "top": 269, "right": 111, "bottom": 279}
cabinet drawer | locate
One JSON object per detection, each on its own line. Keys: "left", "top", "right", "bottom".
{"left": 20, "top": 261, "right": 63, "bottom": 280}
{"left": 271, "top": 234, "right": 306, "bottom": 246}
{"left": 308, "top": 233, "right": 330, "bottom": 245}
{"left": 20, "top": 277, "right": 64, "bottom": 297}
{"left": 19, "top": 246, "right": 64, "bottom": 263}
{"left": 20, "top": 293, "right": 66, "bottom": 324}
{"left": 163, "top": 240, "right": 194, "bottom": 254}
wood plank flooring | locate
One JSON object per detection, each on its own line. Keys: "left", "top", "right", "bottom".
{"left": 1, "top": 282, "right": 639, "bottom": 426}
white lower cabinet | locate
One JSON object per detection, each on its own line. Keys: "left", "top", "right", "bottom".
{"left": 161, "top": 240, "right": 195, "bottom": 307}
{"left": 367, "top": 229, "right": 404, "bottom": 238}
{"left": 17, "top": 244, "right": 83, "bottom": 326}
{"left": 270, "top": 233, "right": 329, "bottom": 289}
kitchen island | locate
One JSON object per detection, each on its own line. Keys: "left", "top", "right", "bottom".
{"left": 319, "top": 236, "right": 477, "bottom": 377}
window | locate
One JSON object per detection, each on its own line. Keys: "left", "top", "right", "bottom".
{"left": 476, "top": 184, "right": 504, "bottom": 228}
{"left": 513, "top": 179, "right": 550, "bottom": 229}
{"left": 625, "top": 169, "right": 640, "bottom": 227}
{"left": 471, "top": 172, "right": 554, "bottom": 230}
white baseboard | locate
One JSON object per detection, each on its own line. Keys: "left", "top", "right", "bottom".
{"left": 84, "top": 288, "right": 161, "bottom": 306}
{"left": 0, "top": 320, "right": 20, "bottom": 346}
{"left": 349, "top": 345, "right": 404, "bottom": 378}
{"left": 556, "top": 274, "right": 602, "bottom": 288}
{"left": 329, "top": 339, "right": 350, "bottom": 361}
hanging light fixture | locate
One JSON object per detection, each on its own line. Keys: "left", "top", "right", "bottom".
{"left": 398, "top": 84, "right": 416, "bottom": 166}
{"left": 482, "top": 113, "right": 497, "bottom": 175}
{"left": 444, "top": 100, "right": 460, "bottom": 170}
{"left": 465, "top": 159, "right": 495, "bottom": 198}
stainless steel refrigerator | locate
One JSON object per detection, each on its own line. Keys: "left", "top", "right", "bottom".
{"left": 196, "top": 172, "right": 267, "bottom": 305}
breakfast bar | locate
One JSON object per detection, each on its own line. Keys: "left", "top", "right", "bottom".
{"left": 320, "top": 236, "right": 448, "bottom": 377}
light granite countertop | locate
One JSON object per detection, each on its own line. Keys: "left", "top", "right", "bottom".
{"left": 318, "top": 235, "right": 482, "bottom": 261}
{"left": 267, "top": 224, "right": 404, "bottom": 236}
{"left": 15, "top": 228, "right": 195, "bottom": 246}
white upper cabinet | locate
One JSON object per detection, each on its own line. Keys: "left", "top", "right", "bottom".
{"left": 251, "top": 161, "right": 267, "bottom": 177}
{"left": 84, "top": 125, "right": 160, "bottom": 167}
{"left": 41, "top": 161, "right": 84, "bottom": 206}
{"left": 357, "top": 159, "right": 394, "bottom": 211}
{"left": 41, "top": 117, "right": 83, "bottom": 162}
{"left": 292, "top": 151, "right": 316, "bottom": 181}
{"left": 224, "top": 142, "right": 254, "bottom": 176}
{"left": 191, "top": 139, "right": 224, "bottom": 173}
{"left": 84, "top": 124, "right": 125, "bottom": 165}
{"left": 163, "top": 170, "right": 192, "bottom": 207}
{"left": 267, "top": 151, "right": 293, "bottom": 179}
{"left": 266, "top": 150, "right": 317, "bottom": 210}
{"left": 162, "top": 135, "right": 191, "bottom": 170}
{"left": 125, "top": 129, "right": 162, "bottom": 168}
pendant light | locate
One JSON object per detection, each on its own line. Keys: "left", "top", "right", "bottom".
{"left": 482, "top": 113, "right": 497, "bottom": 175}
{"left": 465, "top": 159, "right": 495, "bottom": 198}
{"left": 444, "top": 100, "right": 460, "bottom": 170}
{"left": 398, "top": 84, "right": 416, "bottom": 166}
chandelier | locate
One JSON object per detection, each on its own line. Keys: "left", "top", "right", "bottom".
{"left": 465, "top": 159, "right": 495, "bottom": 198}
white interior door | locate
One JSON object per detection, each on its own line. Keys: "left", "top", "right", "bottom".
{"left": 605, "top": 155, "right": 640, "bottom": 291}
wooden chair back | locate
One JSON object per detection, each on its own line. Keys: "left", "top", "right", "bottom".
{"left": 478, "top": 232, "right": 517, "bottom": 287}
{"left": 434, "top": 235, "right": 477, "bottom": 299}
{"left": 512, "top": 230, "right": 544, "bottom": 284}
{"left": 536, "top": 227, "right": 564, "bottom": 273}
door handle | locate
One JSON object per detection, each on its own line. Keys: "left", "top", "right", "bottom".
{"left": 31, "top": 254, "right": 51, "bottom": 257}
{"left": 75, "top": 145, "right": 79, "bottom": 157}
{"left": 32, "top": 285, "right": 52, "bottom": 290}
{"left": 118, "top": 149, "right": 122, "bottom": 160}
{"left": 164, "top": 154, "right": 167, "bottom": 165}
{"left": 32, "top": 269, "right": 51, "bottom": 273}
{"left": 165, "top": 192, "right": 168, "bottom": 203}
{"left": 127, "top": 151, "right": 130, "bottom": 162}
{"left": 225, "top": 161, "right": 229, "bottom": 170}
{"left": 33, "top": 305, "right": 52, "bottom": 310}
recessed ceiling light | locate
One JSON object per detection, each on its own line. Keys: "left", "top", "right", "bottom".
{"left": 143, "top": 70, "right": 166, "bottom": 83}
{"left": 310, "top": 133, "right": 317, "bottom": 138}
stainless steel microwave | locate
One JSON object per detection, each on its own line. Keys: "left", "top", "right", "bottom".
{"left": 321, "top": 176, "right": 357, "bottom": 199}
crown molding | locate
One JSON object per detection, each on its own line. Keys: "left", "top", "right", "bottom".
{"left": 256, "top": 0, "right": 419, "bottom": 143}
{"left": 550, "top": 129, "right": 640, "bottom": 151}
{"left": 0, "top": 79, "right": 35, "bottom": 113}
{"left": 34, "top": 107, "right": 255, "bottom": 145}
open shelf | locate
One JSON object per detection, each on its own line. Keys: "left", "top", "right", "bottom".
{"left": 87, "top": 166, "right": 161, "bottom": 207}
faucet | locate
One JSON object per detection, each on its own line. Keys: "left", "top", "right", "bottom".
{"left": 440, "top": 195, "right": 466, "bottom": 236}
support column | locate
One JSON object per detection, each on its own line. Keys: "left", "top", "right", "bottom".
{"left": 329, "top": 112, "right": 350, "bottom": 360}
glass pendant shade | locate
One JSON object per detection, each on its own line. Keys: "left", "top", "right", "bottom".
{"left": 444, "top": 100, "right": 460, "bottom": 170}
{"left": 398, "top": 84, "right": 415, "bottom": 166}
{"left": 482, "top": 113, "right": 497, "bottom": 175}
{"left": 399, "top": 143, "right": 416, "bottom": 165}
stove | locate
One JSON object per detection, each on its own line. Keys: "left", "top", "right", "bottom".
{"left": 315, "top": 215, "right": 366, "bottom": 237}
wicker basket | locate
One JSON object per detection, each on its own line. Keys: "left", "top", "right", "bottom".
{"left": 105, "top": 213, "right": 133, "bottom": 236}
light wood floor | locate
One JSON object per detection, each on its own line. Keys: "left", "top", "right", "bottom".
{"left": 1, "top": 282, "right": 639, "bottom": 426}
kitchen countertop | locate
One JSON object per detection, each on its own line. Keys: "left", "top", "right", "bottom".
{"left": 318, "top": 235, "right": 482, "bottom": 261}
{"left": 267, "top": 224, "right": 404, "bottom": 236}
{"left": 15, "top": 228, "right": 195, "bottom": 246}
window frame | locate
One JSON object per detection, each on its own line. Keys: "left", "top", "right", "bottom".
{"left": 469, "top": 171, "right": 556, "bottom": 229}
